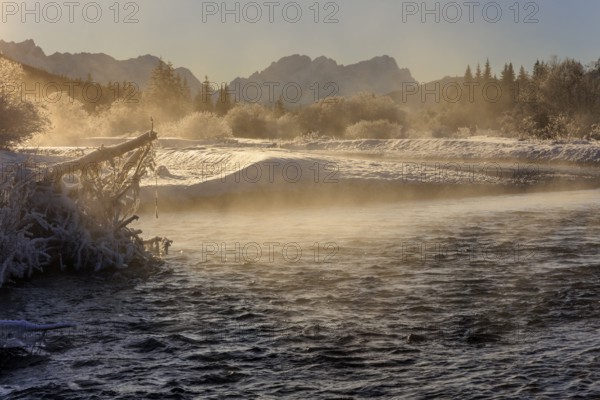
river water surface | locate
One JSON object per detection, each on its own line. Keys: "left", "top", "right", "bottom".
{"left": 1, "top": 189, "right": 600, "bottom": 398}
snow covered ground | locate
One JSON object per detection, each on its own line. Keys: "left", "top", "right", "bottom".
{"left": 282, "top": 136, "right": 600, "bottom": 164}
{"left": 140, "top": 136, "right": 600, "bottom": 204}
{"left": 5, "top": 136, "right": 600, "bottom": 206}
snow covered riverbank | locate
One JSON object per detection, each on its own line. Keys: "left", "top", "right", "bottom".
{"left": 6, "top": 136, "right": 600, "bottom": 208}
{"left": 282, "top": 136, "right": 600, "bottom": 165}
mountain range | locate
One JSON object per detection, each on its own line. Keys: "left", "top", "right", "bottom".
{"left": 0, "top": 39, "right": 416, "bottom": 104}
{"left": 230, "top": 54, "right": 416, "bottom": 105}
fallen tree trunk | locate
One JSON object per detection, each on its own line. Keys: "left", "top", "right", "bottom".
{"left": 45, "top": 131, "right": 158, "bottom": 184}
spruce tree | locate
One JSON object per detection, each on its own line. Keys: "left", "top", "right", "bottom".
{"left": 533, "top": 60, "right": 547, "bottom": 81}
{"left": 483, "top": 59, "right": 492, "bottom": 82}
{"left": 464, "top": 65, "right": 473, "bottom": 82}
{"left": 194, "top": 75, "right": 214, "bottom": 113}
{"left": 145, "top": 59, "right": 191, "bottom": 119}
{"left": 462, "top": 65, "right": 475, "bottom": 105}
{"left": 517, "top": 66, "right": 529, "bottom": 84}
{"left": 515, "top": 65, "right": 530, "bottom": 104}
{"left": 215, "top": 84, "right": 233, "bottom": 116}
{"left": 500, "top": 62, "right": 517, "bottom": 107}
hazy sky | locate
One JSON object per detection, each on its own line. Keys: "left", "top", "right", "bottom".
{"left": 1, "top": 0, "right": 599, "bottom": 84}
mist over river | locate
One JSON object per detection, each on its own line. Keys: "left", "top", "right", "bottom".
{"left": 2, "top": 186, "right": 600, "bottom": 398}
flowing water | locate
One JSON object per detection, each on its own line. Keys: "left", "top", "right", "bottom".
{"left": 2, "top": 189, "right": 600, "bottom": 399}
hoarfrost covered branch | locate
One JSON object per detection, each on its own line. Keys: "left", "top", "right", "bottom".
{"left": 0, "top": 131, "right": 165, "bottom": 287}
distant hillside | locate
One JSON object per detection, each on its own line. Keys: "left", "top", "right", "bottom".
{"left": 0, "top": 53, "right": 126, "bottom": 112}
{"left": 0, "top": 39, "right": 202, "bottom": 94}
{"left": 230, "top": 54, "right": 416, "bottom": 106}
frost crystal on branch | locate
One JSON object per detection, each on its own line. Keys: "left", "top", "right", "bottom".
{"left": 0, "top": 131, "right": 165, "bottom": 287}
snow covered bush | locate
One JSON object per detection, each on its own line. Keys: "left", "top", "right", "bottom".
{"left": 225, "top": 103, "right": 270, "bottom": 138}
{"left": 0, "top": 176, "right": 51, "bottom": 285}
{"left": 96, "top": 101, "right": 152, "bottom": 137}
{"left": 32, "top": 96, "right": 153, "bottom": 145}
{"left": 159, "top": 111, "right": 232, "bottom": 139}
{"left": 270, "top": 113, "right": 302, "bottom": 139}
{"left": 0, "top": 57, "right": 50, "bottom": 148}
{"left": 345, "top": 119, "right": 405, "bottom": 139}
{"left": 588, "top": 124, "right": 600, "bottom": 140}
{"left": 225, "top": 104, "right": 304, "bottom": 139}
{"left": 0, "top": 133, "right": 161, "bottom": 287}
{"left": 296, "top": 92, "right": 407, "bottom": 137}
{"left": 33, "top": 95, "right": 98, "bottom": 145}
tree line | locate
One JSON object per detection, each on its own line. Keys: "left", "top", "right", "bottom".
{"left": 415, "top": 57, "right": 600, "bottom": 139}
{"left": 2, "top": 55, "right": 600, "bottom": 147}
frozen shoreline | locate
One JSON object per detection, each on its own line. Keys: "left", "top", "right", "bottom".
{"left": 5, "top": 136, "right": 600, "bottom": 206}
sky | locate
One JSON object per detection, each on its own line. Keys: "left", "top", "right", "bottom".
{"left": 1, "top": 0, "right": 599, "bottom": 84}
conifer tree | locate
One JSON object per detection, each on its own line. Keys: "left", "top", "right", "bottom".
{"left": 475, "top": 64, "right": 482, "bottom": 81}
{"left": 532, "top": 60, "right": 547, "bottom": 81}
{"left": 500, "top": 62, "right": 516, "bottom": 107}
{"left": 464, "top": 65, "right": 473, "bottom": 82}
{"left": 145, "top": 59, "right": 191, "bottom": 119}
{"left": 462, "top": 65, "right": 476, "bottom": 105}
{"left": 483, "top": 59, "right": 492, "bottom": 82}
{"left": 517, "top": 66, "right": 529, "bottom": 84}
{"left": 195, "top": 75, "right": 214, "bottom": 113}
{"left": 515, "top": 65, "right": 531, "bottom": 104}
{"left": 215, "top": 84, "right": 233, "bottom": 116}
